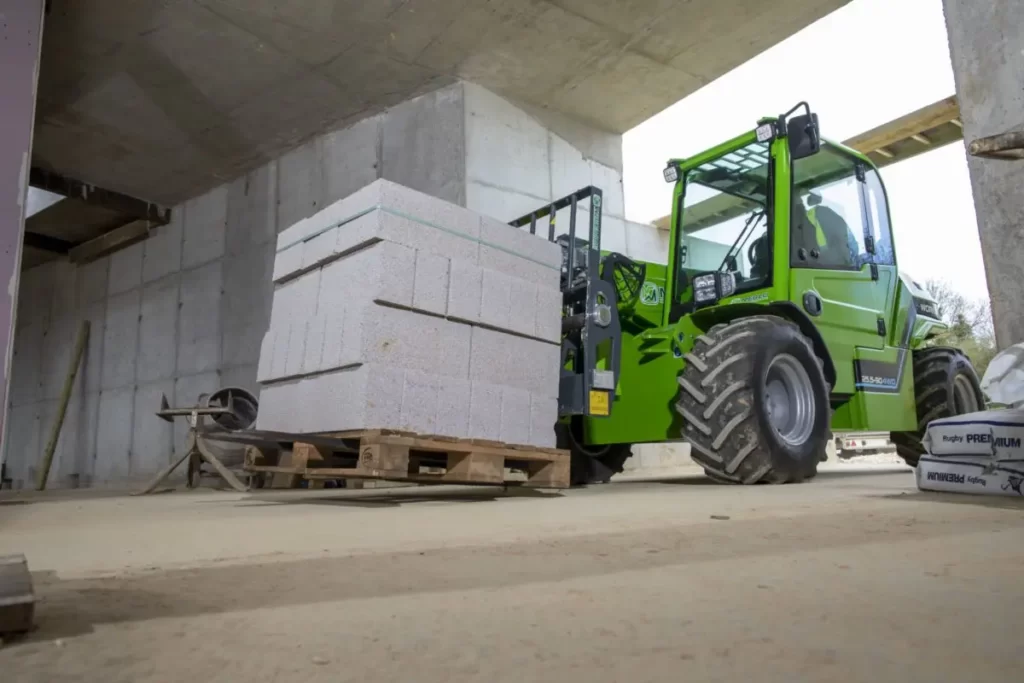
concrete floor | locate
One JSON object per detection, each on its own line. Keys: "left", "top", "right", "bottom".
{"left": 1, "top": 465, "right": 1023, "bottom": 682}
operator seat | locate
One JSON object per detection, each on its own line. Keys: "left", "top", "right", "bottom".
{"left": 790, "top": 194, "right": 819, "bottom": 263}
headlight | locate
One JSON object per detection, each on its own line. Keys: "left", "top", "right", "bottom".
{"left": 693, "top": 273, "right": 717, "bottom": 303}
{"left": 663, "top": 164, "right": 679, "bottom": 183}
{"left": 718, "top": 272, "right": 736, "bottom": 298}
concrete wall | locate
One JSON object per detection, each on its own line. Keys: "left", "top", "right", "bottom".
{"left": 0, "top": 1, "right": 46, "bottom": 463}
{"left": 2, "top": 81, "right": 666, "bottom": 489}
{"left": 944, "top": 1, "right": 1024, "bottom": 348}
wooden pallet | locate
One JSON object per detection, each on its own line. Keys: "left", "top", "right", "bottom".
{"left": 243, "top": 430, "right": 570, "bottom": 489}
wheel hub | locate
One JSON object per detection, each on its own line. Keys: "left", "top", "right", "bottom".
{"left": 763, "top": 354, "right": 816, "bottom": 447}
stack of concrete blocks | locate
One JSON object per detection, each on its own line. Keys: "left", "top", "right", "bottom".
{"left": 256, "top": 179, "right": 563, "bottom": 448}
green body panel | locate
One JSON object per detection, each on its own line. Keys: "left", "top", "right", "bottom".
{"left": 579, "top": 122, "right": 947, "bottom": 447}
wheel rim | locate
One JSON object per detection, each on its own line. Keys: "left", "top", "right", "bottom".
{"left": 763, "top": 354, "right": 816, "bottom": 447}
{"left": 952, "top": 374, "right": 981, "bottom": 414}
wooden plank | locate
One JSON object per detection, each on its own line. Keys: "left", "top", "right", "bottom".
{"left": 0, "top": 555, "right": 34, "bottom": 635}
{"left": 357, "top": 442, "right": 410, "bottom": 477}
{"left": 373, "top": 434, "right": 566, "bottom": 463}
{"left": 525, "top": 457, "right": 571, "bottom": 489}
{"left": 445, "top": 452, "right": 504, "bottom": 484}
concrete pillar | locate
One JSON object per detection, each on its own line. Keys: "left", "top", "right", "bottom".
{"left": 943, "top": 1, "right": 1024, "bottom": 348}
{"left": 0, "top": 1, "right": 46, "bottom": 469}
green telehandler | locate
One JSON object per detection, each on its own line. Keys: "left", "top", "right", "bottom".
{"left": 513, "top": 103, "right": 985, "bottom": 486}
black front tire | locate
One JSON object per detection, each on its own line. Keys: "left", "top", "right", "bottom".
{"left": 890, "top": 347, "right": 984, "bottom": 467}
{"left": 677, "top": 316, "right": 831, "bottom": 484}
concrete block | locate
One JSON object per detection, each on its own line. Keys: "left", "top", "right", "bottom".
{"left": 257, "top": 329, "right": 275, "bottom": 383}
{"left": 269, "top": 268, "right": 320, "bottom": 328}
{"left": 107, "top": 241, "right": 144, "bottom": 296}
{"left": 319, "top": 308, "right": 348, "bottom": 372}
{"left": 222, "top": 243, "right": 274, "bottom": 369}
{"left": 529, "top": 394, "right": 558, "bottom": 448}
{"left": 75, "top": 256, "right": 110, "bottom": 306}
{"left": 435, "top": 377, "right": 471, "bottom": 437}
{"left": 446, "top": 259, "right": 482, "bottom": 324}
{"left": 284, "top": 319, "right": 307, "bottom": 379}
{"left": 277, "top": 138, "right": 325, "bottom": 233}
{"left": 478, "top": 268, "right": 512, "bottom": 331}
{"left": 399, "top": 371, "right": 440, "bottom": 434}
{"left": 382, "top": 86, "right": 466, "bottom": 206}
{"left": 508, "top": 276, "right": 541, "bottom": 340}
{"left": 272, "top": 244, "right": 304, "bottom": 282}
{"left": 468, "top": 382, "right": 502, "bottom": 441}
{"left": 535, "top": 286, "right": 563, "bottom": 343}
{"left": 101, "top": 289, "right": 141, "bottom": 390}
{"left": 95, "top": 387, "right": 135, "bottom": 484}
{"left": 354, "top": 305, "right": 471, "bottom": 379}
{"left": 227, "top": 161, "right": 278, "bottom": 253}
{"left": 499, "top": 387, "right": 532, "bottom": 446}
{"left": 142, "top": 217, "right": 183, "bottom": 284}
{"left": 321, "top": 115, "right": 380, "bottom": 206}
{"left": 316, "top": 240, "right": 416, "bottom": 312}
{"left": 131, "top": 380, "right": 174, "bottom": 477}
{"left": 258, "top": 363, "right": 408, "bottom": 434}
{"left": 301, "top": 315, "right": 327, "bottom": 376}
{"left": 469, "top": 327, "right": 559, "bottom": 397}
{"left": 269, "top": 325, "right": 295, "bottom": 381}
{"left": 137, "top": 274, "right": 180, "bottom": 383}
{"left": 182, "top": 186, "right": 228, "bottom": 269}
{"left": 176, "top": 260, "right": 223, "bottom": 376}
{"left": 412, "top": 250, "right": 450, "bottom": 316}
{"left": 479, "top": 216, "right": 561, "bottom": 290}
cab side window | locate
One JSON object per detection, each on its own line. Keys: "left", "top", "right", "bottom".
{"left": 791, "top": 150, "right": 869, "bottom": 270}
{"left": 864, "top": 170, "right": 895, "bottom": 266}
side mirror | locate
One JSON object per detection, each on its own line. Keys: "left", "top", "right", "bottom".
{"left": 788, "top": 113, "right": 821, "bottom": 160}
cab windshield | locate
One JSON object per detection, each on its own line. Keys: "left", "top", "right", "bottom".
{"left": 679, "top": 140, "right": 771, "bottom": 293}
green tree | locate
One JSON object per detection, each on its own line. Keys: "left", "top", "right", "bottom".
{"left": 923, "top": 279, "right": 997, "bottom": 378}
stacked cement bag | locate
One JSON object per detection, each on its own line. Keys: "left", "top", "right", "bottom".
{"left": 256, "top": 179, "right": 563, "bottom": 447}
{"left": 917, "top": 409, "right": 1024, "bottom": 496}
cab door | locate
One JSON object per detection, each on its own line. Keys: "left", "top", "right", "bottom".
{"left": 788, "top": 148, "right": 891, "bottom": 395}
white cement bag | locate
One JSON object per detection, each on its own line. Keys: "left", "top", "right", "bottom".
{"left": 916, "top": 455, "right": 1024, "bottom": 497}
{"left": 922, "top": 408, "right": 1024, "bottom": 459}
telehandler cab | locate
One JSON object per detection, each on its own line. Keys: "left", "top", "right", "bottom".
{"left": 513, "top": 103, "right": 984, "bottom": 486}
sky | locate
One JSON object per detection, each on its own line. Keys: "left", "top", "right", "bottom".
{"left": 622, "top": 0, "right": 989, "bottom": 302}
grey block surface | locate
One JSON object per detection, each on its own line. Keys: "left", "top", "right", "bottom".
{"left": 137, "top": 274, "right": 180, "bottom": 383}
{"left": 101, "top": 289, "right": 141, "bottom": 391}
{"left": 107, "top": 241, "right": 144, "bottom": 296}
{"left": 468, "top": 326, "right": 559, "bottom": 397}
{"left": 142, "top": 219, "right": 183, "bottom": 284}
{"left": 468, "top": 382, "right": 502, "bottom": 441}
{"left": 131, "top": 380, "right": 174, "bottom": 476}
{"left": 182, "top": 186, "right": 228, "bottom": 269}
{"left": 176, "top": 260, "right": 223, "bottom": 376}
{"left": 227, "top": 161, "right": 277, "bottom": 255}
{"left": 95, "top": 387, "right": 135, "bottom": 483}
